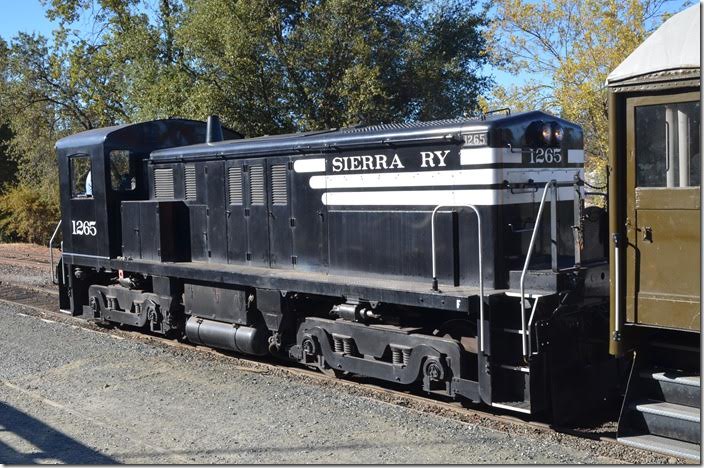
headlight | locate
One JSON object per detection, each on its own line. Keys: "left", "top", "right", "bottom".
{"left": 541, "top": 123, "right": 552, "bottom": 144}
{"left": 553, "top": 124, "right": 564, "bottom": 143}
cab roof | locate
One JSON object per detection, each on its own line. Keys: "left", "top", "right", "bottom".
{"left": 55, "top": 118, "right": 242, "bottom": 155}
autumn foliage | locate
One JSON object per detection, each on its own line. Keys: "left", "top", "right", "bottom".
{"left": 0, "top": 184, "right": 60, "bottom": 244}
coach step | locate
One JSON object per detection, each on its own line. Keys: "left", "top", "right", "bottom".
{"left": 631, "top": 400, "right": 700, "bottom": 444}
{"left": 617, "top": 348, "right": 701, "bottom": 462}
{"left": 618, "top": 434, "right": 700, "bottom": 461}
{"left": 639, "top": 369, "right": 700, "bottom": 408}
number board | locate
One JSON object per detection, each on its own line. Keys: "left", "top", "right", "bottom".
{"left": 463, "top": 132, "right": 487, "bottom": 147}
{"left": 522, "top": 148, "right": 566, "bottom": 166}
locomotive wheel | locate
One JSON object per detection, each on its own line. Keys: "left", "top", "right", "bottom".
{"left": 433, "top": 319, "right": 478, "bottom": 354}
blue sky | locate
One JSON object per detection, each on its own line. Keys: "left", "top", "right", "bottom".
{"left": 0, "top": 0, "right": 58, "bottom": 40}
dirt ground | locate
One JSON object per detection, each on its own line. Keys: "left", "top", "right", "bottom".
{"left": 0, "top": 243, "right": 58, "bottom": 290}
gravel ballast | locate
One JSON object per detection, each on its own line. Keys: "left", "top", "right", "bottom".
{"left": 0, "top": 300, "right": 627, "bottom": 464}
{"left": 0, "top": 243, "right": 688, "bottom": 464}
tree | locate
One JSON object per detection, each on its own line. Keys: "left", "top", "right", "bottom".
{"left": 0, "top": 0, "right": 493, "bottom": 242}
{"left": 38, "top": 0, "right": 492, "bottom": 136}
{"left": 485, "top": 0, "right": 685, "bottom": 186}
{"left": 174, "top": 0, "right": 493, "bottom": 135}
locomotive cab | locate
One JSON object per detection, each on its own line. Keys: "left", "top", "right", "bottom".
{"left": 56, "top": 119, "right": 239, "bottom": 259}
{"left": 55, "top": 118, "right": 240, "bottom": 313}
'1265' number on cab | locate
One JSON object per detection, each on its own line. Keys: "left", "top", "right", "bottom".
{"left": 72, "top": 220, "right": 97, "bottom": 236}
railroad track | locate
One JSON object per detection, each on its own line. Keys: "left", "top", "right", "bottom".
{"left": 0, "top": 249, "right": 55, "bottom": 271}
{"left": 0, "top": 281, "right": 684, "bottom": 464}
{"left": 0, "top": 282, "right": 59, "bottom": 310}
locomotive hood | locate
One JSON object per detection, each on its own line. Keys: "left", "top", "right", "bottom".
{"left": 149, "top": 111, "right": 583, "bottom": 162}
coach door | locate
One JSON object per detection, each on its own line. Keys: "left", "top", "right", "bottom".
{"left": 625, "top": 93, "right": 700, "bottom": 331}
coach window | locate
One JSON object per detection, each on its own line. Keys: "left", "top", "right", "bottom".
{"left": 109, "top": 150, "right": 136, "bottom": 192}
{"left": 70, "top": 154, "right": 92, "bottom": 198}
{"left": 635, "top": 100, "right": 700, "bottom": 188}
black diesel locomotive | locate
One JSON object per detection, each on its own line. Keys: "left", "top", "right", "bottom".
{"left": 54, "top": 112, "right": 613, "bottom": 420}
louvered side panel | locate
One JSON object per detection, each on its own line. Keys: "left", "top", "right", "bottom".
{"left": 271, "top": 164, "right": 288, "bottom": 206}
{"left": 228, "top": 167, "right": 243, "bottom": 205}
{"left": 154, "top": 168, "right": 175, "bottom": 199}
{"left": 249, "top": 165, "right": 265, "bottom": 205}
{"left": 184, "top": 165, "right": 197, "bottom": 200}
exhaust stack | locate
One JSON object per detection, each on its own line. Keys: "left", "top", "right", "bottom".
{"left": 206, "top": 115, "right": 224, "bottom": 144}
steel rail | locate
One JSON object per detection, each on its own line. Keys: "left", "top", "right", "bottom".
{"left": 0, "top": 280, "right": 636, "bottom": 459}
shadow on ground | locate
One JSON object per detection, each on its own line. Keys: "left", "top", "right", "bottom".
{"left": 0, "top": 401, "right": 117, "bottom": 464}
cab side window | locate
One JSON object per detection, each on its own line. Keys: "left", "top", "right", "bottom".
{"left": 70, "top": 154, "right": 92, "bottom": 198}
{"left": 109, "top": 150, "right": 136, "bottom": 192}
{"left": 635, "top": 101, "right": 700, "bottom": 188}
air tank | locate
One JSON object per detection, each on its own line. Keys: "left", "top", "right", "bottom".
{"left": 185, "top": 316, "right": 268, "bottom": 356}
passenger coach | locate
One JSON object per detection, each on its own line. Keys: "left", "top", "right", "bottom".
{"left": 606, "top": 4, "right": 701, "bottom": 459}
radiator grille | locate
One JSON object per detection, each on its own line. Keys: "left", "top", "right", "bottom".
{"left": 184, "top": 164, "right": 196, "bottom": 200}
{"left": 228, "top": 166, "right": 243, "bottom": 205}
{"left": 271, "top": 164, "right": 288, "bottom": 206}
{"left": 249, "top": 165, "right": 265, "bottom": 205}
{"left": 154, "top": 168, "right": 174, "bottom": 199}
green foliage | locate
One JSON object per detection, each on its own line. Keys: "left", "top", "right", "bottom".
{"left": 36, "top": 0, "right": 491, "bottom": 136}
{"left": 172, "top": 0, "right": 492, "bottom": 135}
{"left": 0, "top": 183, "right": 60, "bottom": 244}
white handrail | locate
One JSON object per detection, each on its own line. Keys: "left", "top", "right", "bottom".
{"left": 527, "top": 296, "right": 541, "bottom": 356}
{"left": 613, "top": 233, "right": 622, "bottom": 341}
{"left": 430, "top": 205, "right": 485, "bottom": 352}
{"left": 519, "top": 180, "right": 556, "bottom": 360}
{"left": 49, "top": 220, "right": 62, "bottom": 284}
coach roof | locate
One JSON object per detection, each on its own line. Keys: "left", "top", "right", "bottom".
{"left": 606, "top": 4, "right": 700, "bottom": 86}
{"left": 149, "top": 110, "right": 570, "bottom": 162}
